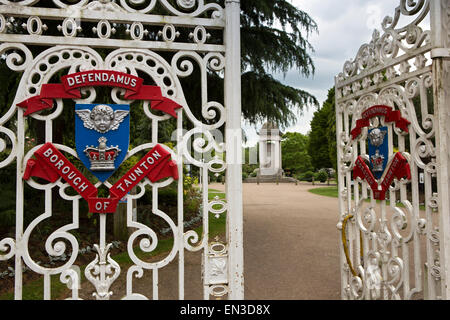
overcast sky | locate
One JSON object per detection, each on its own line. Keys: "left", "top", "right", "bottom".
{"left": 243, "top": 0, "right": 401, "bottom": 147}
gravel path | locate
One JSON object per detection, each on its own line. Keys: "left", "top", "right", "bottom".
{"left": 238, "top": 182, "right": 341, "bottom": 300}
{"left": 71, "top": 182, "right": 341, "bottom": 300}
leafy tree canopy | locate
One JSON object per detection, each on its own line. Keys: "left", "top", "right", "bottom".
{"left": 0, "top": 0, "right": 320, "bottom": 138}
{"left": 281, "top": 131, "right": 313, "bottom": 174}
{"left": 324, "top": 87, "right": 337, "bottom": 171}
{"left": 308, "top": 87, "right": 335, "bottom": 171}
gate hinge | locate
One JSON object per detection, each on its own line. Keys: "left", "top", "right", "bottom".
{"left": 431, "top": 48, "right": 450, "bottom": 59}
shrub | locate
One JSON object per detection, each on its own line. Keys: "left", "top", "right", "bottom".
{"left": 242, "top": 164, "right": 258, "bottom": 176}
{"left": 183, "top": 175, "right": 199, "bottom": 192}
{"left": 159, "top": 187, "right": 178, "bottom": 204}
{"left": 316, "top": 170, "right": 328, "bottom": 183}
{"left": 299, "top": 171, "right": 314, "bottom": 182}
{"left": 0, "top": 209, "right": 15, "bottom": 228}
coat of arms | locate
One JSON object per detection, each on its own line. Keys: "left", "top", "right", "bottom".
{"left": 75, "top": 104, "right": 130, "bottom": 182}
{"left": 351, "top": 105, "right": 411, "bottom": 200}
{"left": 368, "top": 127, "right": 388, "bottom": 179}
{"left": 20, "top": 69, "right": 181, "bottom": 213}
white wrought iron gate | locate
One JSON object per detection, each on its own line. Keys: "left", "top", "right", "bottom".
{"left": 335, "top": 0, "right": 450, "bottom": 300}
{"left": 0, "top": 0, "right": 243, "bottom": 300}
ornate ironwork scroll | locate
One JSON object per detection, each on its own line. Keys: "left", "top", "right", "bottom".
{"left": 0, "top": 0, "right": 243, "bottom": 300}
{"left": 335, "top": 0, "right": 449, "bottom": 300}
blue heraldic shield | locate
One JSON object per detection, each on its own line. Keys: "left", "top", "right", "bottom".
{"left": 368, "top": 126, "right": 389, "bottom": 180}
{"left": 75, "top": 104, "right": 130, "bottom": 182}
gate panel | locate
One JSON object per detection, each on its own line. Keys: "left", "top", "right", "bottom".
{"left": 0, "top": 0, "right": 243, "bottom": 300}
{"left": 335, "top": 0, "right": 449, "bottom": 300}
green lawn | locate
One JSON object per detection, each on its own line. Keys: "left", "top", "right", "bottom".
{"left": 0, "top": 188, "right": 227, "bottom": 300}
{"left": 308, "top": 186, "right": 339, "bottom": 198}
{"left": 309, "top": 186, "right": 426, "bottom": 211}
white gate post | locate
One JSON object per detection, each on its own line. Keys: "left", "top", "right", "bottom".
{"left": 224, "top": 0, "right": 244, "bottom": 299}
{"left": 334, "top": 78, "right": 347, "bottom": 299}
{"left": 431, "top": 0, "right": 450, "bottom": 300}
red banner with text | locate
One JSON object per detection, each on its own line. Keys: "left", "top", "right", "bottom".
{"left": 17, "top": 70, "right": 182, "bottom": 118}
{"left": 351, "top": 105, "right": 410, "bottom": 140}
{"left": 23, "top": 143, "right": 178, "bottom": 213}
{"left": 352, "top": 152, "right": 411, "bottom": 200}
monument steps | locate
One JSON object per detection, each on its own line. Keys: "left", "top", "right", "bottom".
{"left": 244, "top": 175, "right": 298, "bottom": 183}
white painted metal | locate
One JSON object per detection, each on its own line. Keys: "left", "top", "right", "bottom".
{"left": 0, "top": 0, "right": 243, "bottom": 300}
{"left": 430, "top": 0, "right": 450, "bottom": 300}
{"left": 335, "top": 0, "right": 450, "bottom": 300}
{"left": 224, "top": 0, "right": 244, "bottom": 300}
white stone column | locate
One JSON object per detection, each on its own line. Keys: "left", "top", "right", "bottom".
{"left": 279, "top": 138, "right": 283, "bottom": 175}
{"left": 274, "top": 136, "right": 281, "bottom": 175}
{"left": 259, "top": 132, "right": 267, "bottom": 173}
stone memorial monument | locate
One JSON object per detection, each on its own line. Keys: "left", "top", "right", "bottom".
{"left": 245, "top": 122, "right": 296, "bottom": 183}
{"left": 258, "top": 121, "right": 283, "bottom": 177}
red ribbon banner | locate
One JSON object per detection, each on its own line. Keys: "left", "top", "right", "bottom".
{"left": 352, "top": 153, "right": 411, "bottom": 200}
{"left": 23, "top": 142, "right": 178, "bottom": 213}
{"left": 17, "top": 70, "right": 182, "bottom": 118}
{"left": 109, "top": 144, "right": 179, "bottom": 200}
{"left": 351, "top": 105, "right": 410, "bottom": 140}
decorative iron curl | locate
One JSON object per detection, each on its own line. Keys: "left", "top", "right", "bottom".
{"left": 117, "top": 0, "right": 223, "bottom": 17}
{"left": 390, "top": 206, "right": 410, "bottom": 242}
{"left": 22, "top": 213, "right": 80, "bottom": 276}
{"left": 0, "top": 238, "right": 15, "bottom": 261}
{"left": 172, "top": 51, "right": 226, "bottom": 130}
{"left": 386, "top": 256, "right": 404, "bottom": 300}
{"left": 125, "top": 183, "right": 179, "bottom": 270}
{"left": 337, "top": 0, "right": 430, "bottom": 84}
{"left": 356, "top": 205, "right": 377, "bottom": 234}
{"left": 181, "top": 127, "right": 224, "bottom": 168}
{"left": 0, "top": 127, "right": 17, "bottom": 169}
{"left": 122, "top": 265, "right": 148, "bottom": 300}
{"left": 184, "top": 229, "right": 206, "bottom": 252}
{"left": 382, "top": 0, "right": 429, "bottom": 32}
{"left": 0, "top": 0, "right": 40, "bottom": 5}
{"left": 349, "top": 266, "right": 365, "bottom": 300}
{"left": 60, "top": 267, "right": 82, "bottom": 300}
{"left": 0, "top": 43, "right": 33, "bottom": 72}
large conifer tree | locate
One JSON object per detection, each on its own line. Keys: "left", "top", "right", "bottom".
{"left": 0, "top": 0, "right": 319, "bottom": 131}
{"left": 239, "top": 0, "right": 319, "bottom": 128}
